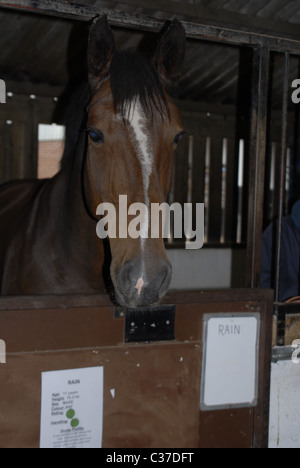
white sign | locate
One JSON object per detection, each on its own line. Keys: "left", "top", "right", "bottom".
{"left": 40, "top": 367, "right": 104, "bottom": 448}
{"left": 200, "top": 314, "right": 260, "bottom": 411}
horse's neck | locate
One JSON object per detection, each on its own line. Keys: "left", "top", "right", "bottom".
{"left": 41, "top": 162, "right": 105, "bottom": 291}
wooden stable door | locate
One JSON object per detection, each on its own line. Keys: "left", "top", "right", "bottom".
{"left": 0, "top": 290, "right": 273, "bottom": 448}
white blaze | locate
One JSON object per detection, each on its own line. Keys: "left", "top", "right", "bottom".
{"left": 125, "top": 98, "right": 154, "bottom": 293}
{"left": 128, "top": 98, "right": 153, "bottom": 239}
{"left": 135, "top": 276, "right": 145, "bottom": 297}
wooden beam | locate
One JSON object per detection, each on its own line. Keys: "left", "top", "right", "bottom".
{"left": 4, "top": 80, "right": 64, "bottom": 99}
{"left": 1, "top": 0, "right": 300, "bottom": 53}
{"left": 104, "top": 0, "right": 300, "bottom": 42}
{"left": 246, "top": 47, "right": 270, "bottom": 289}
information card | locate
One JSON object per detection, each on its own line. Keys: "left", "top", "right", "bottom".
{"left": 200, "top": 313, "right": 260, "bottom": 411}
{"left": 40, "top": 367, "right": 104, "bottom": 448}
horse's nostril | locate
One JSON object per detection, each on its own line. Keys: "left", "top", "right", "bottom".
{"left": 135, "top": 276, "right": 145, "bottom": 297}
{"left": 115, "top": 259, "right": 172, "bottom": 308}
{"left": 159, "top": 263, "right": 172, "bottom": 295}
{"left": 118, "top": 263, "right": 133, "bottom": 293}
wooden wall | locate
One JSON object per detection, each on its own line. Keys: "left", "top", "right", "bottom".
{"left": 0, "top": 92, "right": 58, "bottom": 184}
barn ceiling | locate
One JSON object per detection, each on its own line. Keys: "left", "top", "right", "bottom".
{"left": 0, "top": 0, "right": 299, "bottom": 110}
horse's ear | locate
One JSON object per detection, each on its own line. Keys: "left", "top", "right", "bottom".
{"left": 154, "top": 19, "right": 186, "bottom": 82}
{"left": 88, "top": 15, "right": 115, "bottom": 90}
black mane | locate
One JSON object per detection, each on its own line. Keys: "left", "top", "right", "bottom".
{"left": 61, "top": 51, "right": 169, "bottom": 168}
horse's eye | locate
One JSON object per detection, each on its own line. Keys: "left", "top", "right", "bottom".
{"left": 174, "top": 131, "right": 186, "bottom": 145}
{"left": 88, "top": 128, "right": 104, "bottom": 144}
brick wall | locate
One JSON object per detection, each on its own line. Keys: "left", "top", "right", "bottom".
{"left": 38, "top": 140, "right": 64, "bottom": 179}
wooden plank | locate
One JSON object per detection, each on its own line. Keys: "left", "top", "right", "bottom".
{"left": 199, "top": 409, "right": 254, "bottom": 448}
{"left": 192, "top": 134, "right": 206, "bottom": 205}
{"left": 0, "top": 95, "right": 58, "bottom": 123}
{"left": 3, "top": 121, "right": 13, "bottom": 180}
{"left": 225, "top": 137, "right": 238, "bottom": 243}
{"left": 0, "top": 122, "right": 6, "bottom": 184}
{"left": 274, "top": 53, "right": 290, "bottom": 304}
{"left": 11, "top": 121, "right": 27, "bottom": 179}
{"left": 1, "top": 1, "right": 300, "bottom": 53}
{"left": 4, "top": 80, "right": 64, "bottom": 99}
{"left": 253, "top": 297, "right": 274, "bottom": 448}
{"left": 246, "top": 47, "right": 270, "bottom": 288}
{"left": 171, "top": 131, "right": 189, "bottom": 243}
{"left": 1, "top": 118, "right": 29, "bottom": 180}
{"left": 0, "top": 0, "right": 297, "bottom": 51}
{"left": 174, "top": 131, "right": 189, "bottom": 204}
{"left": 0, "top": 293, "right": 112, "bottom": 310}
{"left": 28, "top": 99, "right": 39, "bottom": 179}
{"left": 0, "top": 306, "right": 122, "bottom": 352}
{"left": 208, "top": 137, "right": 223, "bottom": 243}
{"left": 0, "top": 289, "right": 275, "bottom": 308}
{"left": 181, "top": 112, "right": 236, "bottom": 140}
{"left": 274, "top": 142, "right": 281, "bottom": 220}
{"left": 0, "top": 95, "right": 59, "bottom": 183}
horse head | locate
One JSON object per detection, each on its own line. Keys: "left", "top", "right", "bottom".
{"left": 84, "top": 16, "right": 186, "bottom": 308}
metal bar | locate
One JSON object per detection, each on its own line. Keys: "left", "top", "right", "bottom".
{"left": 246, "top": 46, "right": 270, "bottom": 289}
{"left": 1, "top": 0, "right": 300, "bottom": 53}
{"left": 272, "top": 345, "right": 296, "bottom": 363}
{"left": 274, "top": 53, "right": 290, "bottom": 306}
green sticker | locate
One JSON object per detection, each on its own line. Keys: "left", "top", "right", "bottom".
{"left": 66, "top": 409, "right": 75, "bottom": 419}
{"left": 71, "top": 418, "right": 80, "bottom": 428}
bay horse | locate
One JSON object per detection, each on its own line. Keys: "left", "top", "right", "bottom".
{"left": 0, "top": 17, "right": 186, "bottom": 308}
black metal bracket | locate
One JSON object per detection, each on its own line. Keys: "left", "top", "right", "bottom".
{"left": 115, "top": 304, "right": 176, "bottom": 343}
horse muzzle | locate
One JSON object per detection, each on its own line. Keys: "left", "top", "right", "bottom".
{"left": 113, "top": 258, "right": 172, "bottom": 308}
